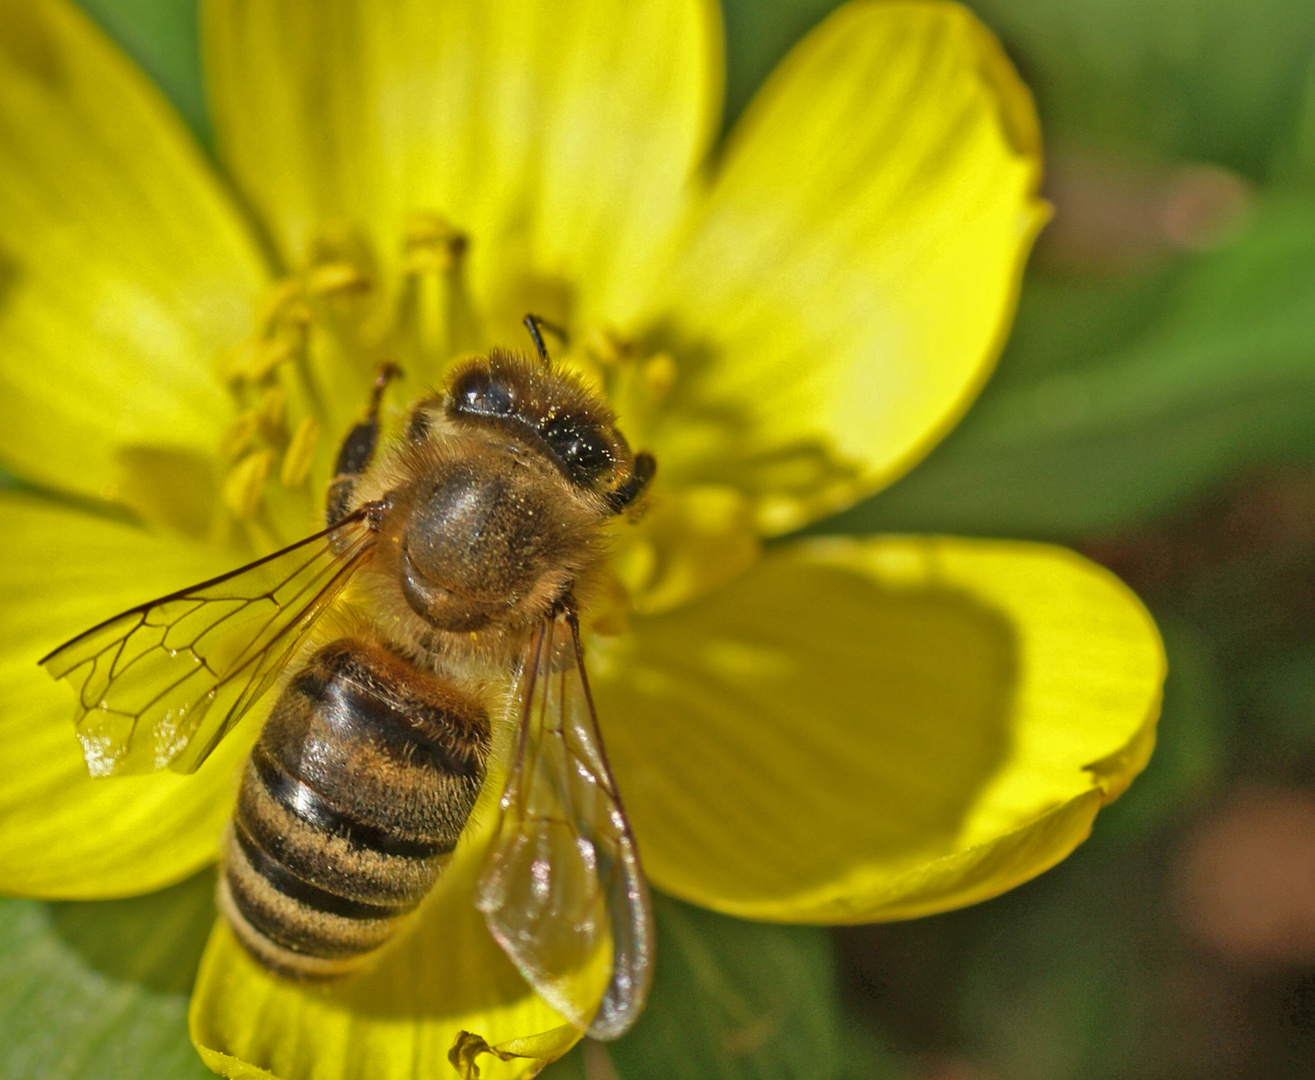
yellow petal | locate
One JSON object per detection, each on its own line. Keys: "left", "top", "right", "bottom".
{"left": 0, "top": 492, "right": 252, "bottom": 897}
{"left": 590, "top": 536, "right": 1163, "bottom": 922}
{"left": 190, "top": 759, "right": 585, "bottom": 1080}
{"left": 611, "top": 483, "right": 762, "bottom": 616}
{"left": 204, "top": 0, "right": 720, "bottom": 329}
{"left": 647, "top": 1, "right": 1047, "bottom": 534}
{"left": 0, "top": 0, "right": 267, "bottom": 501}
{"left": 447, "top": 1026, "right": 581, "bottom": 1080}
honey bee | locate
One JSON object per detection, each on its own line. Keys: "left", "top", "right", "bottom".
{"left": 39, "top": 317, "right": 657, "bottom": 1039}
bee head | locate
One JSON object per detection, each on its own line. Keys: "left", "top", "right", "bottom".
{"left": 441, "top": 350, "right": 654, "bottom": 514}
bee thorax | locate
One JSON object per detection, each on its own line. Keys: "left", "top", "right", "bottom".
{"left": 395, "top": 450, "right": 601, "bottom": 633}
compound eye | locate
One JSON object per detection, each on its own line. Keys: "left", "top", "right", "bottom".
{"left": 544, "top": 418, "right": 614, "bottom": 483}
{"left": 451, "top": 366, "right": 517, "bottom": 417}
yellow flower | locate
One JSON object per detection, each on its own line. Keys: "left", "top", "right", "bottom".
{"left": 0, "top": 0, "right": 1164, "bottom": 1078}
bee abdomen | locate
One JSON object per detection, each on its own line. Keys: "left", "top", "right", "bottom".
{"left": 220, "top": 638, "right": 491, "bottom": 979}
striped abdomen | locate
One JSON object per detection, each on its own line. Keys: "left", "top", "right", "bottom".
{"left": 219, "top": 638, "right": 490, "bottom": 978}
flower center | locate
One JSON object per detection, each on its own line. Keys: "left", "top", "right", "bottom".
{"left": 215, "top": 216, "right": 475, "bottom": 549}
{"left": 214, "top": 215, "right": 678, "bottom": 565}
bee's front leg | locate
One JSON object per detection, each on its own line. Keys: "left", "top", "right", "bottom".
{"left": 326, "top": 363, "right": 402, "bottom": 526}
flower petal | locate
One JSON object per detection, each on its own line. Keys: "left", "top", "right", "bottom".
{"left": 0, "top": 0, "right": 267, "bottom": 500}
{"left": 190, "top": 763, "right": 587, "bottom": 1080}
{"left": 646, "top": 0, "right": 1047, "bottom": 534}
{"left": 611, "top": 483, "right": 762, "bottom": 617}
{"left": 590, "top": 536, "right": 1163, "bottom": 922}
{"left": 203, "top": 0, "right": 720, "bottom": 323}
{"left": 0, "top": 492, "right": 251, "bottom": 898}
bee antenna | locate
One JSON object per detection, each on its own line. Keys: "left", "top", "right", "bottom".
{"left": 523, "top": 314, "right": 568, "bottom": 367}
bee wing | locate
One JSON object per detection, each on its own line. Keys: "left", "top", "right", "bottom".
{"left": 39, "top": 509, "right": 380, "bottom": 777}
{"left": 475, "top": 611, "right": 654, "bottom": 1040}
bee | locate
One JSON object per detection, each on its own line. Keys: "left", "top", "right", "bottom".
{"left": 39, "top": 316, "right": 657, "bottom": 1039}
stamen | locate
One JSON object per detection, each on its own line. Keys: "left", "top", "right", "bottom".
{"left": 583, "top": 326, "right": 632, "bottom": 365}
{"left": 640, "top": 353, "right": 676, "bottom": 400}
{"left": 306, "top": 260, "right": 371, "bottom": 297}
{"left": 402, "top": 214, "right": 468, "bottom": 274}
{"left": 227, "top": 327, "right": 306, "bottom": 384}
{"left": 280, "top": 416, "right": 320, "bottom": 488}
{"left": 222, "top": 449, "right": 273, "bottom": 520}
{"left": 573, "top": 325, "right": 678, "bottom": 445}
{"left": 258, "top": 279, "right": 311, "bottom": 338}
{"left": 255, "top": 386, "right": 286, "bottom": 439}
{"left": 396, "top": 212, "right": 476, "bottom": 367}
{"left": 216, "top": 219, "right": 489, "bottom": 539}
{"left": 221, "top": 412, "right": 258, "bottom": 459}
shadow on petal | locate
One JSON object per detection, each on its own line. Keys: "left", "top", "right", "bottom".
{"left": 594, "top": 536, "right": 1162, "bottom": 923}
{"left": 594, "top": 545, "right": 1018, "bottom": 916}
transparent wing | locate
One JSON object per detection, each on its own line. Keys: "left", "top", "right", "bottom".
{"left": 39, "top": 508, "right": 380, "bottom": 777}
{"left": 476, "top": 611, "right": 654, "bottom": 1040}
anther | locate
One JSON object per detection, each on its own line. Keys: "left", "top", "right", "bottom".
{"left": 221, "top": 412, "right": 259, "bottom": 459}
{"left": 640, "top": 353, "right": 677, "bottom": 399}
{"left": 225, "top": 329, "right": 305, "bottom": 384}
{"left": 256, "top": 386, "right": 287, "bottom": 440}
{"left": 402, "top": 214, "right": 469, "bottom": 274}
{"left": 223, "top": 449, "right": 273, "bottom": 520}
{"left": 258, "top": 279, "right": 310, "bottom": 338}
{"left": 583, "top": 326, "right": 631, "bottom": 365}
{"left": 281, "top": 417, "right": 320, "bottom": 488}
{"left": 306, "top": 260, "right": 371, "bottom": 297}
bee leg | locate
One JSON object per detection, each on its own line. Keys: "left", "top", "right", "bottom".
{"left": 326, "top": 364, "right": 402, "bottom": 526}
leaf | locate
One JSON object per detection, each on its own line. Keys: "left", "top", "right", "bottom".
{"left": 542, "top": 894, "right": 842, "bottom": 1080}
{"left": 1237, "top": 643, "right": 1315, "bottom": 758}
{"left": 719, "top": 0, "right": 840, "bottom": 129}
{"left": 965, "top": 0, "right": 1315, "bottom": 182}
{"left": 72, "top": 0, "right": 209, "bottom": 146}
{"left": 0, "top": 870, "right": 215, "bottom": 1080}
{"left": 959, "top": 886, "right": 1150, "bottom": 1080}
{"left": 830, "top": 195, "right": 1315, "bottom": 540}
{"left": 842, "top": 838, "right": 1160, "bottom": 1080}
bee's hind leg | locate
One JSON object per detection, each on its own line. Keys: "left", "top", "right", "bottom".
{"left": 326, "top": 364, "right": 402, "bottom": 526}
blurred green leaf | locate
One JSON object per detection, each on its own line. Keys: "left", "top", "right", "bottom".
{"left": 964, "top": 0, "right": 1315, "bottom": 182}
{"left": 0, "top": 871, "right": 215, "bottom": 1080}
{"left": 956, "top": 847, "right": 1163, "bottom": 1080}
{"left": 73, "top": 0, "right": 208, "bottom": 147}
{"left": 545, "top": 894, "right": 842, "bottom": 1080}
{"left": 835, "top": 1018, "right": 907, "bottom": 1080}
{"left": 719, "top": 0, "right": 840, "bottom": 128}
{"left": 831, "top": 195, "right": 1315, "bottom": 540}
{"left": 1237, "top": 643, "right": 1315, "bottom": 759}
